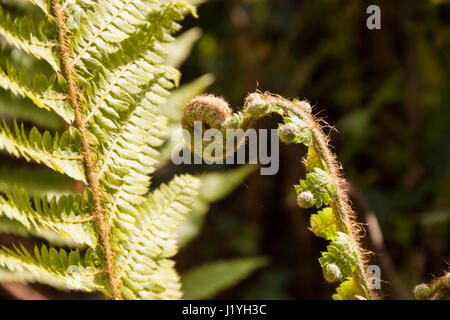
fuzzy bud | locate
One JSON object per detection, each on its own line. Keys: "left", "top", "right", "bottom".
{"left": 323, "top": 263, "right": 342, "bottom": 283}
{"left": 414, "top": 284, "right": 431, "bottom": 300}
{"left": 244, "top": 93, "right": 269, "bottom": 117}
{"left": 297, "top": 190, "right": 315, "bottom": 208}
{"left": 279, "top": 122, "right": 300, "bottom": 143}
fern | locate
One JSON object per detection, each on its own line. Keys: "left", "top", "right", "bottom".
{"left": 181, "top": 92, "right": 373, "bottom": 299}
{"left": 0, "top": 0, "right": 202, "bottom": 300}
{"left": 414, "top": 269, "right": 450, "bottom": 300}
{"left": 182, "top": 257, "right": 269, "bottom": 300}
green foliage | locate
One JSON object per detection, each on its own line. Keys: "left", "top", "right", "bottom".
{"left": 0, "top": 120, "right": 85, "bottom": 181}
{"left": 0, "top": 5, "right": 58, "bottom": 70}
{"left": 176, "top": 165, "right": 256, "bottom": 247}
{"left": 295, "top": 168, "right": 337, "bottom": 209}
{"left": 182, "top": 257, "right": 269, "bottom": 299}
{"left": 0, "top": 0, "right": 260, "bottom": 300}
{"left": 319, "top": 232, "right": 358, "bottom": 282}
{"left": 0, "top": 62, "right": 74, "bottom": 121}
{"left": 0, "top": 0, "right": 212, "bottom": 300}
{"left": 0, "top": 244, "right": 105, "bottom": 292}
{"left": 332, "top": 278, "right": 365, "bottom": 300}
{"left": 310, "top": 207, "right": 337, "bottom": 241}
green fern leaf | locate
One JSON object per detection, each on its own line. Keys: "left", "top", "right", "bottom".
{"left": 182, "top": 257, "right": 269, "bottom": 300}
{"left": 26, "top": 0, "right": 51, "bottom": 15}
{"left": 319, "top": 232, "right": 358, "bottom": 281}
{"left": 114, "top": 174, "right": 200, "bottom": 300}
{"left": 0, "top": 165, "right": 72, "bottom": 196}
{"left": 177, "top": 165, "right": 256, "bottom": 247}
{"left": 165, "top": 27, "right": 202, "bottom": 68}
{"left": 310, "top": 207, "right": 338, "bottom": 241}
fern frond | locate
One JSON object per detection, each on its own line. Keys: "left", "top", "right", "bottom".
{"left": 0, "top": 89, "right": 63, "bottom": 130}
{"left": 332, "top": 278, "right": 366, "bottom": 300}
{"left": 0, "top": 64, "right": 74, "bottom": 122}
{"left": 69, "top": 0, "right": 188, "bottom": 73}
{"left": 161, "top": 74, "right": 215, "bottom": 125}
{"left": 114, "top": 174, "right": 199, "bottom": 300}
{"left": 0, "top": 186, "right": 96, "bottom": 247}
{"left": 177, "top": 165, "right": 256, "bottom": 247}
{"left": 182, "top": 257, "right": 269, "bottom": 300}
{"left": 0, "top": 120, "right": 85, "bottom": 181}
{"left": 181, "top": 92, "right": 373, "bottom": 299}
{"left": 0, "top": 165, "right": 72, "bottom": 196}
{"left": 98, "top": 89, "right": 168, "bottom": 218}
{"left": 0, "top": 216, "right": 80, "bottom": 247}
{"left": 0, "top": 244, "right": 105, "bottom": 292}
{"left": 25, "top": 0, "right": 51, "bottom": 15}
{"left": 415, "top": 268, "right": 450, "bottom": 300}
{"left": 0, "top": 6, "right": 58, "bottom": 70}
{"left": 165, "top": 27, "right": 202, "bottom": 68}
{"left": 310, "top": 207, "right": 337, "bottom": 241}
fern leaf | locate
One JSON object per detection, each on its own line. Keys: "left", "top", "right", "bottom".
{"left": 0, "top": 216, "right": 81, "bottom": 247}
{"left": 319, "top": 232, "right": 358, "bottom": 281}
{"left": 182, "top": 257, "right": 269, "bottom": 300}
{"left": 114, "top": 174, "right": 200, "bottom": 300}
{"left": 26, "top": 0, "right": 51, "bottom": 15}
{"left": 0, "top": 6, "right": 58, "bottom": 70}
{"left": 0, "top": 64, "right": 74, "bottom": 122}
{"left": 310, "top": 207, "right": 338, "bottom": 241}
{"left": 0, "top": 244, "right": 105, "bottom": 292}
{"left": 0, "top": 165, "right": 72, "bottom": 196}
{"left": 0, "top": 186, "right": 96, "bottom": 247}
{"left": 0, "top": 120, "right": 85, "bottom": 181}
{"left": 161, "top": 74, "right": 215, "bottom": 125}
{"left": 98, "top": 89, "right": 168, "bottom": 217}
{"left": 0, "top": 89, "right": 64, "bottom": 130}
{"left": 165, "top": 27, "right": 202, "bottom": 68}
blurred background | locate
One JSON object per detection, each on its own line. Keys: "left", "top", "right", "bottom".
{"left": 0, "top": 0, "right": 449, "bottom": 299}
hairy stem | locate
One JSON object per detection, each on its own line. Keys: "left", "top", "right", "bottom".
{"left": 51, "top": 0, "right": 120, "bottom": 299}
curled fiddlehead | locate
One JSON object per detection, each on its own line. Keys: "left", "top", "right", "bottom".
{"left": 415, "top": 269, "right": 450, "bottom": 300}
{"left": 181, "top": 91, "right": 373, "bottom": 299}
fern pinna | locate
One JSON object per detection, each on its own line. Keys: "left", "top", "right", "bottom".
{"left": 181, "top": 93, "right": 374, "bottom": 300}
{"left": 0, "top": 0, "right": 200, "bottom": 300}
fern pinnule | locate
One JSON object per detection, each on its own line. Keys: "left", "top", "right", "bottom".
{"left": 181, "top": 91, "right": 373, "bottom": 299}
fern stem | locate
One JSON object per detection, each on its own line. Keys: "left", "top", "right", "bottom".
{"left": 51, "top": 0, "right": 121, "bottom": 300}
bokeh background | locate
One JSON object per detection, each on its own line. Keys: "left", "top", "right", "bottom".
{"left": 0, "top": 0, "right": 449, "bottom": 299}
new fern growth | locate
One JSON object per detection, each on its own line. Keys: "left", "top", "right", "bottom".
{"left": 0, "top": 0, "right": 201, "bottom": 300}
{"left": 181, "top": 92, "right": 373, "bottom": 299}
